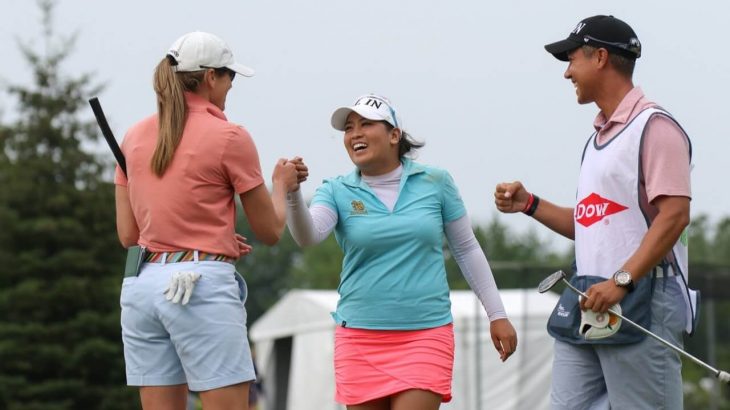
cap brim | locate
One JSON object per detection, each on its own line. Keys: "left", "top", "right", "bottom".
{"left": 227, "top": 62, "right": 255, "bottom": 77}
{"left": 331, "top": 106, "right": 388, "bottom": 131}
{"left": 544, "top": 38, "right": 582, "bottom": 61}
{"left": 331, "top": 107, "right": 353, "bottom": 131}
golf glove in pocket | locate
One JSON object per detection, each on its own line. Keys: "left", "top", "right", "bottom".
{"left": 164, "top": 271, "right": 201, "bottom": 305}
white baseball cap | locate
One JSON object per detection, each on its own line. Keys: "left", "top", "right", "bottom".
{"left": 167, "top": 31, "right": 255, "bottom": 77}
{"left": 331, "top": 94, "right": 402, "bottom": 131}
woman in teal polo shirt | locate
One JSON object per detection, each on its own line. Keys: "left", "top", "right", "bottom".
{"left": 286, "top": 94, "right": 517, "bottom": 409}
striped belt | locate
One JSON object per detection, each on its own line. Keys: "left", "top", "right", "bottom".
{"left": 143, "top": 250, "right": 236, "bottom": 265}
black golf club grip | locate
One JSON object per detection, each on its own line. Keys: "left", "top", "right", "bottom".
{"left": 89, "top": 97, "right": 127, "bottom": 177}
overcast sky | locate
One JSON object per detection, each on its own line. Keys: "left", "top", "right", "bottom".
{"left": 3, "top": 0, "right": 729, "bottom": 251}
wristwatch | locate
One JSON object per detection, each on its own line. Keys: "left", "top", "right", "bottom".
{"left": 613, "top": 270, "right": 635, "bottom": 293}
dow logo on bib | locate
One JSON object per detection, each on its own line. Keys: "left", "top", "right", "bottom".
{"left": 575, "top": 193, "right": 628, "bottom": 227}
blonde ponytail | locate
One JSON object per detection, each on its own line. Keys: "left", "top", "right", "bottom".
{"left": 150, "top": 57, "right": 204, "bottom": 177}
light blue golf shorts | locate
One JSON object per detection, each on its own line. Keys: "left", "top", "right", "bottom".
{"left": 120, "top": 260, "right": 255, "bottom": 392}
{"left": 551, "top": 277, "right": 686, "bottom": 410}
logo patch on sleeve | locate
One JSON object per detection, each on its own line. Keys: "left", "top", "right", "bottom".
{"left": 575, "top": 193, "right": 628, "bottom": 227}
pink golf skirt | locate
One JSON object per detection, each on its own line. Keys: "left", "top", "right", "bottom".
{"left": 334, "top": 323, "right": 454, "bottom": 405}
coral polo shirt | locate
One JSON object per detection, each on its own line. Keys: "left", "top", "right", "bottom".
{"left": 115, "top": 92, "right": 264, "bottom": 258}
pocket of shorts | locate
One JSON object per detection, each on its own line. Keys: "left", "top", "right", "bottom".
{"left": 660, "top": 279, "right": 687, "bottom": 334}
{"left": 196, "top": 265, "right": 245, "bottom": 305}
{"left": 119, "top": 276, "right": 137, "bottom": 309}
{"left": 234, "top": 271, "right": 248, "bottom": 304}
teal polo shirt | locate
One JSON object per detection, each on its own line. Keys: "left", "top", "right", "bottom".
{"left": 311, "top": 158, "right": 466, "bottom": 330}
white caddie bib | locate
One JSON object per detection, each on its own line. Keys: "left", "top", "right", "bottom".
{"left": 574, "top": 107, "right": 698, "bottom": 334}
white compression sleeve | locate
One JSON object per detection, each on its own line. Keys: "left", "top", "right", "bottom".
{"left": 286, "top": 190, "right": 337, "bottom": 246}
{"left": 445, "top": 215, "right": 507, "bottom": 321}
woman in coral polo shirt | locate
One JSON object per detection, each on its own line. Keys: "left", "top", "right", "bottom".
{"left": 114, "top": 31, "right": 300, "bottom": 409}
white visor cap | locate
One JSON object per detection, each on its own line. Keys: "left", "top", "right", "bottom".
{"left": 331, "top": 94, "right": 401, "bottom": 131}
{"left": 167, "top": 31, "right": 255, "bottom": 77}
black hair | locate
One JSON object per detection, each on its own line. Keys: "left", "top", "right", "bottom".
{"left": 581, "top": 45, "right": 636, "bottom": 77}
{"left": 383, "top": 122, "right": 425, "bottom": 158}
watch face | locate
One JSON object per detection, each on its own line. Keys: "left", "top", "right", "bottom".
{"left": 616, "top": 271, "right": 631, "bottom": 285}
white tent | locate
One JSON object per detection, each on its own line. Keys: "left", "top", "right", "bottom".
{"left": 250, "top": 289, "right": 559, "bottom": 410}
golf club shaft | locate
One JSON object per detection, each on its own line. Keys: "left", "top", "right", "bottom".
{"left": 89, "top": 97, "right": 126, "bottom": 177}
{"left": 561, "top": 278, "right": 724, "bottom": 378}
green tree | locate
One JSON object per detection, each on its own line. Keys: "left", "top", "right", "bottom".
{"left": 688, "top": 214, "right": 730, "bottom": 266}
{"left": 445, "top": 217, "right": 572, "bottom": 290}
{"left": 0, "top": 1, "right": 136, "bottom": 408}
{"left": 688, "top": 214, "right": 713, "bottom": 264}
{"left": 234, "top": 213, "right": 304, "bottom": 324}
{"left": 711, "top": 217, "right": 730, "bottom": 265}
{"left": 290, "top": 235, "right": 342, "bottom": 290}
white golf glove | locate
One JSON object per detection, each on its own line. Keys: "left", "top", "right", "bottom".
{"left": 579, "top": 302, "right": 622, "bottom": 340}
{"left": 164, "top": 271, "right": 201, "bottom": 305}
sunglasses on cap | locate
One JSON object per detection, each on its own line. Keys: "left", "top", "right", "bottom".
{"left": 200, "top": 66, "right": 236, "bottom": 81}
{"left": 581, "top": 35, "right": 641, "bottom": 58}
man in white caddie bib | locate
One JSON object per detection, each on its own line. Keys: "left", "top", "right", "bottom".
{"left": 493, "top": 15, "right": 698, "bottom": 409}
